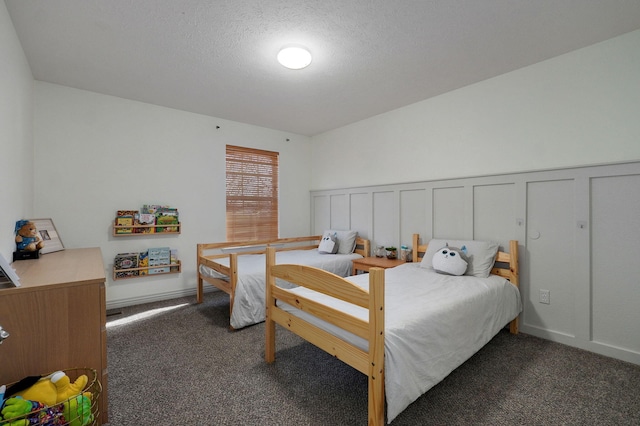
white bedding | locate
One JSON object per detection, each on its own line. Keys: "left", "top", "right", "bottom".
{"left": 277, "top": 263, "right": 522, "bottom": 423}
{"left": 199, "top": 249, "right": 362, "bottom": 329}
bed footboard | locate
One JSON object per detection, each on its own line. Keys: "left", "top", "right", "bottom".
{"left": 265, "top": 246, "right": 386, "bottom": 426}
{"left": 196, "top": 236, "right": 321, "bottom": 304}
{"left": 197, "top": 235, "right": 370, "bottom": 304}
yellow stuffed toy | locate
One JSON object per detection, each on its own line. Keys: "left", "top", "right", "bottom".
{"left": 52, "top": 372, "right": 88, "bottom": 404}
{"left": 14, "top": 371, "right": 88, "bottom": 406}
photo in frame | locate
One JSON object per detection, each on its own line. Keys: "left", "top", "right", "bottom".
{"left": 29, "top": 218, "right": 65, "bottom": 254}
{"left": 0, "top": 253, "right": 20, "bottom": 287}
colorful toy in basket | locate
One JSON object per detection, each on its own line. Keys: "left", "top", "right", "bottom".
{"left": 0, "top": 370, "right": 93, "bottom": 426}
{"left": 51, "top": 372, "right": 88, "bottom": 405}
{"left": 1, "top": 397, "right": 41, "bottom": 422}
{"left": 12, "top": 371, "right": 87, "bottom": 406}
{"left": 0, "top": 396, "right": 64, "bottom": 425}
{"left": 0, "top": 394, "right": 93, "bottom": 426}
{"left": 62, "top": 393, "right": 93, "bottom": 426}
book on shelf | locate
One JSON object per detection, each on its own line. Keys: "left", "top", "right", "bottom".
{"left": 138, "top": 250, "right": 149, "bottom": 275}
{"left": 170, "top": 249, "right": 179, "bottom": 272}
{"left": 134, "top": 213, "right": 156, "bottom": 233}
{"left": 139, "top": 205, "right": 179, "bottom": 232}
{"left": 115, "top": 210, "right": 138, "bottom": 234}
{"left": 148, "top": 247, "right": 171, "bottom": 274}
{"left": 156, "top": 214, "right": 179, "bottom": 232}
{"left": 114, "top": 252, "right": 139, "bottom": 278}
{"left": 141, "top": 204, "right": 162, "bottom": 214}
{"left": 141, "top": 205, "right": 178, "bottom": 216}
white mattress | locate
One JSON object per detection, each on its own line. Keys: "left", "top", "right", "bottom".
{"left": 277, "top": 263, "right": 522, "bottom": 423}
{"left": 199, "top": 249, "right": 362, "bottom": 329}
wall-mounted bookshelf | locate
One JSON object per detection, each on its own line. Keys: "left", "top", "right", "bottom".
{"left": 113, "top": 260, "right": 181, "bottom": 280}
{"left": 111, "top": 205, "right": 181, "bottom": 280}
{"left": 112, "top": 223, "right": 181, "bottom": 236}
{"left": 113, "top": 205, "right": 180, "bottom": 236}
{"left": 113, "top": 248, "right": 181, "bottom": 280}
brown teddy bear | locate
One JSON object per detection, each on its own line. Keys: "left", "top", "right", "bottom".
{"left": 15, "top": 220, "right": 45, "bottom": 252}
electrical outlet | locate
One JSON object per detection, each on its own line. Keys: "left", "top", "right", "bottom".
{"left": 539, "top": 289, "right": 550, "bottom": 304}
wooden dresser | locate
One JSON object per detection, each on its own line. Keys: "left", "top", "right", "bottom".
{"left": 0, "top": 248, "right": 108, "bottom": 424}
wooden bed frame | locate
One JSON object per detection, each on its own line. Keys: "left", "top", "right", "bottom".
{"left": 265, "top": 235, "right": 519, "bottom": 425}
{"left": 196, "top": 235, "right": 370, "bottom": 325}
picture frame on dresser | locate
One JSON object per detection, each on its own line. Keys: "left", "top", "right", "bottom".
{"left": 0, "top": 254, "right": 20, "bottom": 287}
{"left": 29, "top": 218, "right": 65, "bottom": 254}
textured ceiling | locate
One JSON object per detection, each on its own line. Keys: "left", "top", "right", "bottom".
{"left": 5, "top": 0, "right": 640, "bottom": 136}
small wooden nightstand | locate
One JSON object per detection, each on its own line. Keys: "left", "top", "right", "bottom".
{"left": 352, "top": 256, "right": 406, "bottom": 274}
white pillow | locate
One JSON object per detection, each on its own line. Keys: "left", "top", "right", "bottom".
{"left": 318, "top": 232, "right": 338, "bottom": 254}
{"left": 324, "top": 229, "right": 358, "bottom": 254}
{"left": 420, "top": 238, "right": 499, "bottom": 278}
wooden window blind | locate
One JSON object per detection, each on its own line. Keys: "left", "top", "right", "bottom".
{"left": 226, "top": 145, "right": 279, "bottom": 241}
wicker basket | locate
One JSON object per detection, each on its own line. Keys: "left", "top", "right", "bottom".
{"left": 1, "top": 367, "right": 101, "bottom": 426}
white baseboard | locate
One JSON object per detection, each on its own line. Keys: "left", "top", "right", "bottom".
{"left": 106, "top": 286, "right": 218, "bottom": 311}
{"left": 520, "top": 324, "right": 640, "bottom": 366}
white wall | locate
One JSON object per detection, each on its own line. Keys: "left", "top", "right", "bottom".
{"left": 310, "top": 30, "right": 640, "bottom": 190}
{"left": 4, "top": 1, "right": 639, "bottom": 364}
{"left": 308, "top": 30, "right": 640, "bottom": 365}
{"left": 33, "top": 82, "right": 312, "bottom": 308}
{"left": 310, "top": 162, "right": 640, "bottom": 365}
{"left": 0, "top": 2, "right": 33, "bottom": 261}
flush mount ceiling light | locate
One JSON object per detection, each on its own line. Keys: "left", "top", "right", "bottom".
{"left": 277, "top": 46, "right": 312, "bottom": 70}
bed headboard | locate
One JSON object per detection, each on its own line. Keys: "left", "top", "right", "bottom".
{"left": 410, "top": 234, "right": 519, "bottom": 286}
{"left": 411, "top": 234, "right": 519, "bottom": 334}
{"left": 198, "top": 235, "right": 370, "bottom": 258}
{"left": 354, "top": 237, "right": 370, "bottom": 258}
{"left": 278, "top": 235, "right": 369, "bottom": 257}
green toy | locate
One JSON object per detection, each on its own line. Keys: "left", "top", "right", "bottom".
{"left": 0, "top": 396, "right": 61, "bottom": 426}
{"left": 62, "top": 393, "right": 94, "bottom": 426}
{"left": 1, "top": 396, "right": 37, "bottom": 421}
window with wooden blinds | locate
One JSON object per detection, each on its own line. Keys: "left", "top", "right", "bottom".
{"left": 226, "top": 145, "right": 279, "bottom": 241}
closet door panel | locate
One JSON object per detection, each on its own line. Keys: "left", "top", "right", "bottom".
{"left": 350, "top": 192, "right": 371, "bottom": 242}
{"left": 525, "top": 179, "right": 575, "bottom": 335}
{"left": 591, "top": 174, "right": 640, "bottom": 353}
{"left": 330, "top": 194, "right": 349, "bottom": 230}
{"left": 473, "top": 183, "right": 517, "bottom": 249}
{"left": 400, "top": 188, "right": 427, "bottom": 249}
{"left": 312, "top": 195, "right": 330, "bottom": 234}
{"left": 432, "top": 186, "right": 465, "bottom": 239}
{"left": 372, "top": 191, "right": 395, "bottom": 249}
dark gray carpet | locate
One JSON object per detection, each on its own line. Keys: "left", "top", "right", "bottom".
{"left": 106, "top": 291, "right": 640, "bottom": 425}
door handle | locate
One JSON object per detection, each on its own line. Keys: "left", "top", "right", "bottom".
{"left": 0, "top": 325, "right": 9, "bottom": 344}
